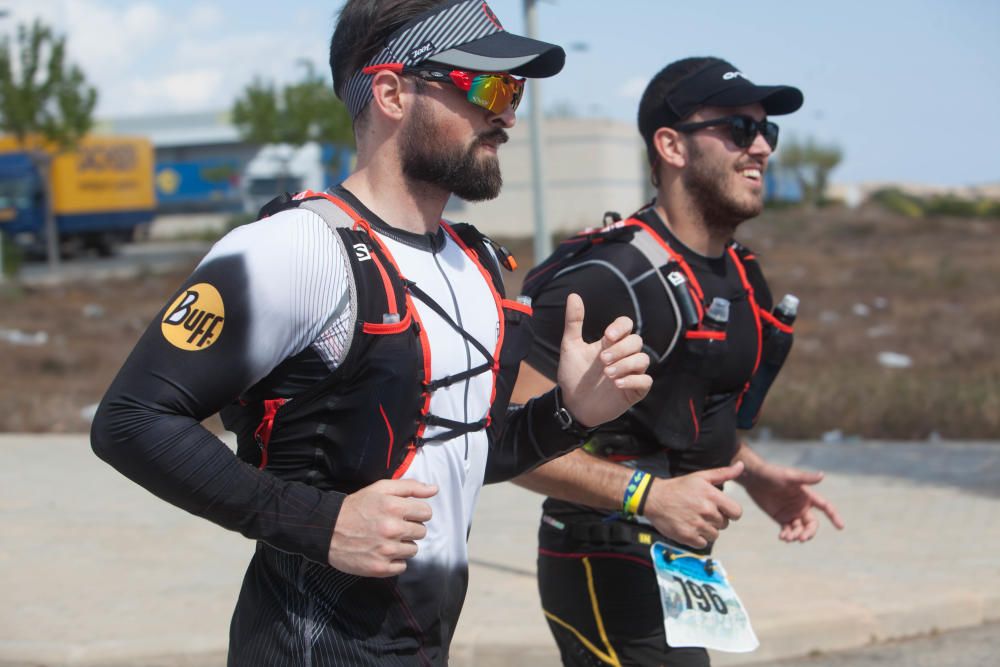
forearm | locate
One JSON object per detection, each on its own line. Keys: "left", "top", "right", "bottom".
{"left": 483, "top": 388, "right": 586, "bottom": 484}
{"left": 732, "top": 439, "right": 769, "bottom": 487}
{"left": 91, "top": 394, "right": 343, "bottom": 564}
{"left": 513, "top": 447, "right": 634, "bottom": 511}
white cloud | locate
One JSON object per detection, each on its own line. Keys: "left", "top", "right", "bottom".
{"left": 617, "top": 76, "right": 648, "bottom": 101}
{"left": 126, "top": 68, "right": 226, "bottom": 114}
{"left": 0, "top": 1, "right": 335, "bottom": 117}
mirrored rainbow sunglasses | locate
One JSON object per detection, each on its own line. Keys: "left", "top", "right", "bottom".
{"left": 363, "top": 64, "right": 525, "bottom": 114}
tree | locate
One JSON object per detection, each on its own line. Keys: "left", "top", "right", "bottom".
{"left": 231, "top": 63, "right": 354, "bottom": 200}
{"left": 777, "top": 137, "right": 843, "bottom": 207}
{"left": 232, "top": 62, "right": 353, "bottom": 150}
{"left": 0, "top": 19, "right": 98, "bottom": 269}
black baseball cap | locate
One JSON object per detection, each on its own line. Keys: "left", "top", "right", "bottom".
{"left": 639, "top": 58, "right": 803, "bottom": 142}
{"left": 343, "top": 0, "right": 565, "bottom": 118}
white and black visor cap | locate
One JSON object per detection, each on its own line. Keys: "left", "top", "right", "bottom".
{"left": 342, "top": 0, "right": 565, "bottom": 118}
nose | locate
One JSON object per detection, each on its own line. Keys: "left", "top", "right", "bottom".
{"left": 490, "top": 104, "right": 516, "bottom": 129}
{"left": 748, "top": 129, "right": 773, "bottom": 158}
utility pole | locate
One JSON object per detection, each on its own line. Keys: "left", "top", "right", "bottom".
{"left": 0, "top": 8, "right": 8, "bottom": 280}
{"left": 523, "top": 0, "right": 551, "bottom": 263}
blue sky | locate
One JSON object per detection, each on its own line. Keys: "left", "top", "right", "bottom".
{"left": 4, "top": 0, "right": 998, "bottom": 186}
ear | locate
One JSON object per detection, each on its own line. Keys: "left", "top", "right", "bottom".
{"left": 653, "top": 126, "right": 686, "bottom": 169}
{"left": 370, "top": 70, "right": 406, "bottom": 122}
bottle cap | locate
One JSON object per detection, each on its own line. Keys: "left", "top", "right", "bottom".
{"left": 777, "top": 294, "right": 800, "bottom": 317}
{"left": 706, "top": 297, "right": 730, "bottom": 323}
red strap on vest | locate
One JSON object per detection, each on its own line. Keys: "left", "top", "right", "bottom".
{"left": 254, "top": 398, "right": 287, "bottom": 470}
{"left": 759, "top": 308, "right": 794, "bottom": 334}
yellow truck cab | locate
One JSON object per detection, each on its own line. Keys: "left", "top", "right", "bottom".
{"left": 0, "top": 135, "right": 155, "bottom": 257}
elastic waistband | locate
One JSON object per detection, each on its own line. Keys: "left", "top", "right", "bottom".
{"left": 541, "top": 515, "right": 713, "bottom": 556}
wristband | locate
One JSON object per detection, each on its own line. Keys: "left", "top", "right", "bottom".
{"left": 622, "top": 469, "right": 653, "bottom": 518}
{"left": 552, "top": 385, "right": 597, "bottom": 440}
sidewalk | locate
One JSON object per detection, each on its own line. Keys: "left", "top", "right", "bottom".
{"left": 2, "top": 436, "right": 998, "bottom": 666}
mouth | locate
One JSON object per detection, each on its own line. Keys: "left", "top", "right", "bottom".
{"left": 478, "top": 129, "right": 509, "bottom": 152}
{"left": 738, "top": 165, "right": 764, "bottom": 184}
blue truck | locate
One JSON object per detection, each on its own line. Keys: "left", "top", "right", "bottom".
{"left": 0, "top": 135, "right": 156, "bottom": 257}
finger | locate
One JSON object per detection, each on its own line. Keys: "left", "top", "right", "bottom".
{"left": 783, "top": 518, "right": 805, "bottom": 542}
{"left": 808, "top": 490, "right": 846, "bottom": 530}
{"left": 782, "top": 468, "right": 825, "bottom": 485}
{"left": 697, "top": 461, "right": 745, "bottom": 486}
{"left": 393, "top": 540, "right": 419, "bottom": 560}
{"left": 715, "top": 490, "right": 743, "bottom": 521}
{"left": 678, "top": 529, "right": 708, "bottom": 550}
{"left": 562, "top": 293, "right": 585, "bottom": 344}
{"left": 399, "top": 498, "right": 433, "bottom": 523}
{"left": 799, "top": 513, "right": 819, "bottom": 542}
{"left": 612, "top": 373, "right": 652, "bottom": 394}
{"left": 398, "top": 518, "right": 429, "bottom": 542}
{"left": 379, "top": 479, "right": 439, "bottom": 499}
{"left": 374, "top": 560, "right": 407, "bottom": 578}
{"left": 603, "top": 351, "right": 650, "bottom": 380}
{"left": 700, "top": 523, "right": 719, "bottom": 544}
{"left": 600, "top": 333, "right": 644, "bottom": 365}
{"left": 703, "top": 505, "right": 726, "bottom": 529}
{"left": 600, "top": 315, "right": 636, "bottom": 349}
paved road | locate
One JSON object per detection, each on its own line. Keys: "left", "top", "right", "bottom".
{"left": 6, "top": 622, "right": 997, "bottom": 667}
{"left": 2, "top": 438, "right": 999, "bottom": 666}
{"left": 771, "top": 621, "right": 1000, "bottom": 667}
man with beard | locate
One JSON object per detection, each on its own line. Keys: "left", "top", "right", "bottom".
{"left": 510, "top": 57, "right": 844, "bottom": 666}
{"left": 90, "top": 1, "right": 653, "bottom": 664}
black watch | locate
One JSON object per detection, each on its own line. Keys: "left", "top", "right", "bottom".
{"left": 553, "top": 385, "right": 597, "bottom": 440}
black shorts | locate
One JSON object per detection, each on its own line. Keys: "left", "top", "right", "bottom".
{"left": 537, "top": 517, "right": 710, "bottom": 667}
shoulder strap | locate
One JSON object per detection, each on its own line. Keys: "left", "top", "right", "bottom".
{"left": 446, "top": 221, "right": 512, "bottom": 298}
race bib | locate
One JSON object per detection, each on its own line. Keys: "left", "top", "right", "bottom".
{"left": 651, "top": 542, "right": 759, "bottom": 653}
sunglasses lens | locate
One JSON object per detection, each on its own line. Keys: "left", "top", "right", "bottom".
{"left": 763, "top": 121, "right": 779, "bottom": 150}
{"left": 729, "top": 117, "right": 755, "bottom": 148}
{"left": 467, "top": 74, "right": 523, "bottom": 113}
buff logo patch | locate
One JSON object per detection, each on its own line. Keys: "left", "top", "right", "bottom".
{"left": 161, "top": 283, "right": 225, "bottom": 351}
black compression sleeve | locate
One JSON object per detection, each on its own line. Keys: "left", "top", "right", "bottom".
{"left": 483, "top": 388, "right": 585, "bottom": 483}
{"left": 90, "top": 253, "right": 343, "bottom": 565}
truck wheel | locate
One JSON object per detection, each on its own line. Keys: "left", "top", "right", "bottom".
{"left": 94, "top": 234, "right": 118, "bottom": 257}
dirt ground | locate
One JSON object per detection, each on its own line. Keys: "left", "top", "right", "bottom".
{"left": 1, "top": 206, "right": 997, "bottom": 438}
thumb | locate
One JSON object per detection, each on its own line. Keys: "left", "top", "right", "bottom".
{"left": 380, "top": 479, "right": 439, "bottom": 498}
{"left": 562, "top": 293, "right": 585, "bottom": 345}
{"left": 696, "top": 461, "right": 745, "bottom": 485}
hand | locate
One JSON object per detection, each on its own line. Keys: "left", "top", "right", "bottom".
{"left": 556, "top": 293, "right": 652, "bottom": 428}
{"left": 327, "top": 479, "right": 438, "bottom": 577}
{"left": 643, "top": 463, "right": 745, "bottom": 549}
{"left": 742, "top": 463, "right": 845, "bottom": 542}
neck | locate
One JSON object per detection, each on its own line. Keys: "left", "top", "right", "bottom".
{"left": 656, "top": 180, "right": 731, "bottom": 258}
{"left": 342, "top": 148, "right": 449, "bottom": 235}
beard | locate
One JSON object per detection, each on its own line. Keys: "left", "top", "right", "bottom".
{"left": 400, "top": 97, "right": 507, "bottom": 202}
{"left": 682, "top": 139, "right": 764, "bottom": 238}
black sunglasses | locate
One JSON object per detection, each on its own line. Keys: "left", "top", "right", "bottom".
{"left": 674, "top": 115, "right": 779, "bottom": 150}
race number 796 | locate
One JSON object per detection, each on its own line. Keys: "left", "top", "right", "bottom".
{"left": 672, "top": 576, "right": 728, "bottom": 614}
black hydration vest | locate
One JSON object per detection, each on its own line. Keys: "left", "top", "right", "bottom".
{"left": 521, "top": 210, "right": 788, "bottom": 469}
{"left": 220, "top": 191, "right": 532, "bottom": 494}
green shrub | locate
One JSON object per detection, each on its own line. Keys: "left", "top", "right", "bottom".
{"left": 1, "top": 234, "right": 23, "bottom": 278}
{"left": 869, "top": 188, "right": 925, "bottom": 218}
{"left": 924, "top": 195, "right": 979, "bottom": 217}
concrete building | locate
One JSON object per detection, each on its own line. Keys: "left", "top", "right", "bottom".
{"left": 97, "top": 110, "right": 648, "bottom": 238}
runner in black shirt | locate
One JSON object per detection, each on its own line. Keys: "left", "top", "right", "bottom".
{"left": 512, "top": 57, "right": 845, "bottom": 667}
